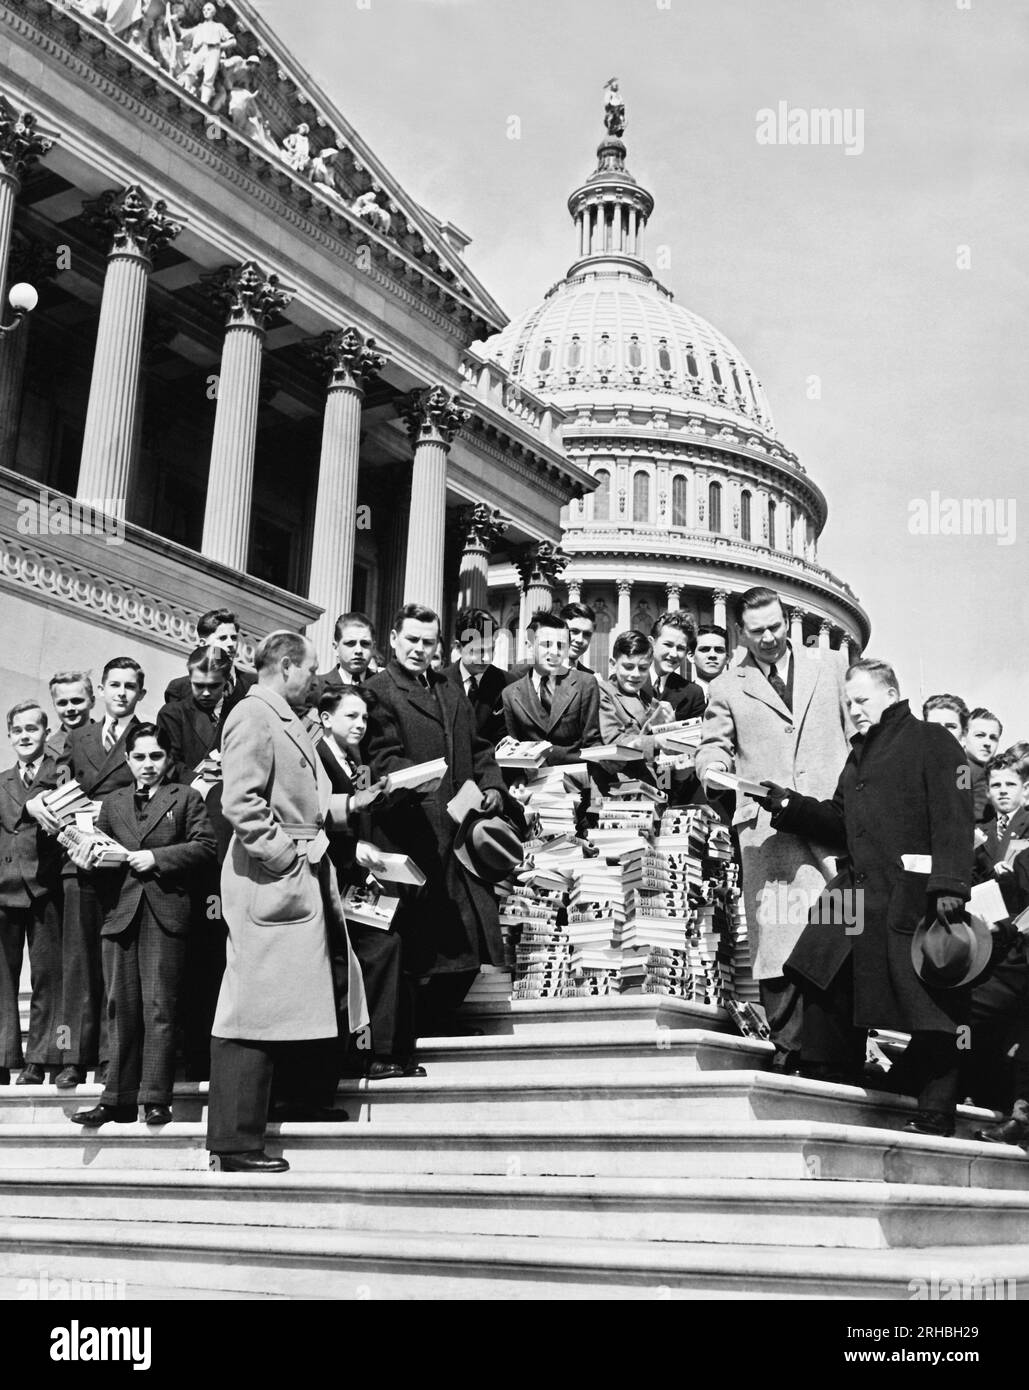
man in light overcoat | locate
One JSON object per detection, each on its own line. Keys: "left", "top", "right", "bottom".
{"left": 695, "top": 587, "right": 852, "bottom": 1064}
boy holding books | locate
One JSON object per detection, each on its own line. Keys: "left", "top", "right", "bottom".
{"left": 596, "top": 631, "right": 677, "bottom": 787}
{"left": 67, "top": 723, "right": 216, "bottom": 1126}
{"left": 317, "top": 686, "right": 418, "bottom": 1080}
{"left": 0, "top": 702, "right": 64, "bottom": 1085}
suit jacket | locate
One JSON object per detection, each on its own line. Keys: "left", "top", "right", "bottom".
{"left": 94, "top": 782, "right": 217, "bottom": 937}
{"left": 695, "top": 645, "right": 852, "bottom": 978}
{"left": 443, "top": 662, "right": 508, "bottom": 745}
{"left": 45, "top": 727, "right": 74, "bottom": 762}
{"left": 163, "top": 667, "right": 255, "bottom": 707}
{"left": 365, "top": 660, "right": 508, "bottom": 975}
{"left": 777, "top": 702, "right": 973, "bottom": 1034}
{"left": 502, "top": 669, "right": 601, "bottom": 765}
{"left": 982, "top": 805, "right": 1029, "bottom": 868}
{"left": 214, "top": 684, "right": 366, "bottom": 1041}
{"left": 311, "top": 666, "right": 367, "bottom": 707}
{"left": 0, "top": 757, "right": 65, "bottom": 906}
{"left": 68, "top": 717, "right": 143, "bottom": 800}
{"left": 642, "top": 671, "right": 705, "bottom": 719}
{"left": 156, "top": 697, "right": 233, "bottom": 862}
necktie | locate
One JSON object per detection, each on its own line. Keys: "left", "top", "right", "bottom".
{"left": 767, "top": 663, "right": 791, "bottom": 712}
{"left": 21, "top": 764, "right": 34, "bottom": 789}
{"left": 102, "top": 722, "right": 116, "bottom": 752}
{"left": 997, "top": 813, "right": 1010, "bottom": 840}
{"left": 539, "top": 676, "right": 552, "bottom": 715}
{"left": 134, "top": 790, "right": 150, "bottom": 817}
{"left": 467, "top": 675, "right": 479, "bottom": 698}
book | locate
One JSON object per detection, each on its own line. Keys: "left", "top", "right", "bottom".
{"left": 57, "top": 824, "right": 128, "bottom": 866}
{"left": 494, "top": 737, "right": 552, "bottom": 770}
{"left": 704, "top": 768, "right": 770, "bottom": 800}
{"left": 355, "top": 841, "right": 426, "bottom": 886}
{"left": 580, "top": 744, "right": 643, "bottom": 763}
{"left": 384, "top": 758, "right": 447, "bottom": 793}
{"left": 341, "top": 882, "right": 401, "bottom": 930}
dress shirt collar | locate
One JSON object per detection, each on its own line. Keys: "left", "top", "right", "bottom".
{"left": 755, "top": 644, "right": 793, "bottom": 680}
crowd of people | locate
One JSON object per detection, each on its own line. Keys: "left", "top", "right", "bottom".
{"left": 1, "top": 587, "right": 1026, "bottom": 1173}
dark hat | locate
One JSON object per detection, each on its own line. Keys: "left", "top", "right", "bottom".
{"left": 911, "top": 911, "right": 993, "bottom": 990}
{"left": 454, "top": 810, "right": 524, "bottom": 885}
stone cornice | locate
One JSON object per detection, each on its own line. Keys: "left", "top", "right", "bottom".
{"left": 453, "top": 420, "right": 585, "bottom": 506}
{"left": 2, "top": 1, "right": 494, "bottom": 346}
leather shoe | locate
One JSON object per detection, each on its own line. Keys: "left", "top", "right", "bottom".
{"left": 213, "top": 1150, "right": 289, "bottom": 1174}
{"left": 144, "top": 1104, "right": 172, "bottom": 1125}
{"left": 55, "top": 1065, "right": 86, "bottom": 1089}
{"left": 902, "top": 1110, "right": 955, "bottom": 1138}
{"left": 16, "top": 1063, "right": 45, "bottom": 1086}
{"left": 0, "top": 1068, "right": 9, "bottom": 1086}
{"left": 366, "top": 1060, "right": 406, "bottom": 1080}
{"left": 70, "top": 1103, "right": 137, "bottom": 1127}
{"left": 975, "top": 1115, "right": 1029, "bottom": 1145}
{"left": 400, "top": 1059, "right": 428, "bottom": 1078}
{"left": 270, "top": 1102, "right": 350, "bottom": 1123}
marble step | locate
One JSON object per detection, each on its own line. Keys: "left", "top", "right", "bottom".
{"left": 0, "top": 1069, "right": 1002, "bottom": 1135}
{"left": 0, "top": 1118, "right": 1024, "bottom": 1189}
{"left": 459, "top": 993, "right": 732, "bottom": 1038}
{"left": 0, "top": 1217, "right": 1025, "bottom": 1299}
{"left": 1, "top": 1168, "right": 1028, "bottom": 1248}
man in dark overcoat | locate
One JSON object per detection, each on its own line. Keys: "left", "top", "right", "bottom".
{"left": 759, "top": 657, "right": 976, "bottom": 1136}
{"left": 365, "top": 603, "right": 511, "bottom": 1036}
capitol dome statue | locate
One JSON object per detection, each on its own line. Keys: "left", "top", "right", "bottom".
{"left": 481, "top": 82, "right": 869, "bottom": 671}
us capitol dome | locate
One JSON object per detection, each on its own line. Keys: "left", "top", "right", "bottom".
{"left": 480, "top": 84, "right": 869, "bottom": 670}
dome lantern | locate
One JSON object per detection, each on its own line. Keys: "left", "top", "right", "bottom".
{"left": 566, "top": 79, "right": 655, "bottom": 279}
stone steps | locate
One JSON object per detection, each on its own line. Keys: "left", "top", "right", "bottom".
{"left": 0, "top": 1118, "right": 1023, "bottom": 1188}
{"left": 0, "top": 1218, "right": 1024, "bottom": 1300}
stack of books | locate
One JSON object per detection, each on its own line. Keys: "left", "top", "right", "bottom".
{"left": 41, "top": 780, "right": 98, "bottom": 827}
{"left": 494, "top": 737, "right": 552, "bottom": 771}
{"left": 520, "top": 765, "right": 586, "bottom": 842}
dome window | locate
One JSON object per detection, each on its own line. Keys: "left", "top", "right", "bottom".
{"left": 685, "top": 344, "right": 699, "bottom": 377}
{"left": 767, "top": 498, "right": 777, "bottom": 548}
{"left": 731, "top": 363, "right": 743, "bottom": 395}
{"left": 593, "top": 468, "right": 611, "bottom": 522}
{"left": 658, "top": 340, "right": 672, "bottom": 373}
{"left": 785, "top": 506, "right": 794, "bottom": 553}
{"left": 741, "top": 490, "right": 752, "bottom": 541}
{"left": 627, "top": 335, "right": 643, "bottom": 370}
{"left": 566, "top": 335, "right": 583, "bottom": 370}
{"left": 632, "top": 470, "right": 651, "bottom": 523}
{"left": 672, "top": 475, "right": 688, "bottom": 528}
{"left": 596, "top": 334, "right": 613, "bottom": 369}
{"left": 708, "top": 481, "right": 722, "bottom": 534}
{"left": 537, "top": 339, "right": 552, "bottom": 373}
{"left": 710, "top": 356, "right": 723, "bottom": 387}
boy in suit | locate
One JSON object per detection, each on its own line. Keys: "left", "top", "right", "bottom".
{"left": 561, "top": 601, "right": 597, "bottom": 676}
{"left": 502, "top": 611, "right": 601, "bottom": 765}
{"left": 313, "top": 610, "right": 375, "bottom": 701}
{"left": 0, "top": 703, "right": 64, "bottom": 1085}
{"left": 445, "top": 607, "right": 509, "bottom": 746}
{"left": 45, "top": 670, "right": 96, "bottom": 763}
{"left": 645, "top": 612, "right": 705, "bottom": 717}
{"left": 963, "top": 708, "right": 1003, "bottom": 825}
{"left": 979, "top": 752, "right": 1029, "bottom": 871}
{"left": 317, "top": 687, "right": 414, "bottom": 1079}
{"left": 46, "top": 657, "right": 148, "bottom": 1088}
{"left": 157, "top": 644, "right": 234, "bottom": 1081}
{"left": 596, "top": 630, "right": 676, "bottom": 788}
{"left": 163, "top": 608, "right": 256, "bottom": 705}
{"left": 67, "top": 723, "right": 216, "bottom": 1125}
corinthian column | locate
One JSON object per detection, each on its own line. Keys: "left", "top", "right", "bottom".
{"left": 515, "top": 540, "right": 568, "bottom": 621}
{"left": 711, "top": 588, "right": 729, "bottom": 630}
{"left": 200, "top": 262, "right": 293, "bottom": 570}
{"left": 402, "top": 386, "right": 469, "bottom": 616}
{"left": 788, "top": 606, "right": 806, "bottom": 648}
{"left": 457, "top": 502, "right": 507, "bottom": 611}
{"left": 616, "top": 578, "right": 633, "bottom": 635}
{"left": 303, "top": 327, "right": 386, "bottom": 661}
{"left": 0, "top": 96, "right": 55, "bottom": 298}
{"left": 76, "top": 187, "right": 182, "bottom": 508}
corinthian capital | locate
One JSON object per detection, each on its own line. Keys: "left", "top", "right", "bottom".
{"left": 403, "top": 384, "right": 470, "bottom": 448}
{"left": 201, "top": 260, "right": 294, "bottom": 330}
{"left": 0, "top": 96, "right": 55, "bottom": 182}
{"left": 515, "top": 540, "right": 568, "bottom": 590}
{"left": 303, "top": 326, "right": 387, "bottom": 391}
{"left": 458, "top": 502, "right": 507, "bottom": 554}
{"left": 81, "top": 185, "right": 183, "bottom": 261}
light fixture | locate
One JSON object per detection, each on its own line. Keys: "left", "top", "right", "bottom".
{"left": 0, "top": 281, "right": 38, "bottom": 336}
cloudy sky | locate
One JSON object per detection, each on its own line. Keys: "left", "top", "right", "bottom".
{"left": 254, "top": 0, "right": 1027, "bottom": 733}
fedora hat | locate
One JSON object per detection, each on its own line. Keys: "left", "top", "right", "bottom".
{"left": 454, "top": 810, "right": 524, "bottom": 885}
{"left": 911, "top": 911, "right": 993, "bottom": 990}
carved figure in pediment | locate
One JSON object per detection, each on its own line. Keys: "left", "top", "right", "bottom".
{"left": 282, "top": 123, "right": 311, "bottom": 173}
{"left": 309, "top": 147, "right": 345, "bottom": 202}
{"left": 219, "top": 54, "right": 277, "bottom": 153}
{"left": 178, "top": 1, "right": 235, "bottom": 106}
{"left": 352, "top": 190, "right": 391, "bottom": 235}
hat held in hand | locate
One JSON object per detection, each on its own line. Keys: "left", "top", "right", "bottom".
{"left": 452, "top": 788, "right": 525, "bottom": 886}
{"left": 911, "top": 910, "right": 992, "bottom": 990}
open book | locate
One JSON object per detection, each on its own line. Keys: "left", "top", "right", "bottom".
{"left": 384, "top": 758, "right": 446, "bottom": 793}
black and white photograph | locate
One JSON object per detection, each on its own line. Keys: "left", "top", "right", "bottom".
{"left": 0, "top": 0, "right": 1024, "bottom": 1336}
